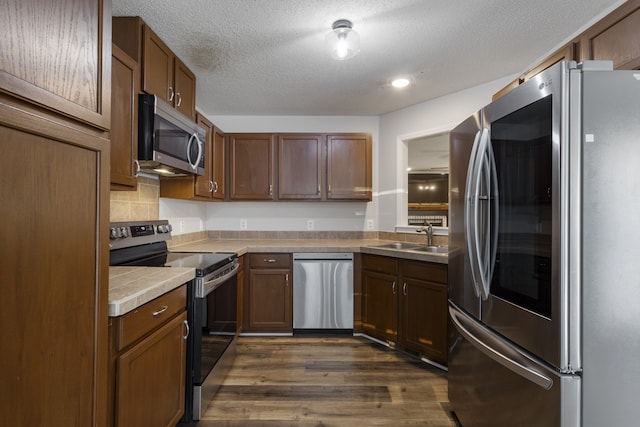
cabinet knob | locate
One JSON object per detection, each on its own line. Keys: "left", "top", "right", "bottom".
{"left": 168, "top": 86, "right": 175, "bottom": 102}
{"left": 182, "top": 320, "right": 190, "bottom": 340}
{"left": 392, "top": 281, "right": 397, "bottom": 295}
{"left": 263, "top": 258, "right": 276, "bottom": 263}
{"left": 208, "top": 180, "right": 214, "bottom": 192}
{"left": 176, "top": 92, "right": 182, "bottom": 107}
{"left": 403, "top": 282, "right": 407, "bottom": 296}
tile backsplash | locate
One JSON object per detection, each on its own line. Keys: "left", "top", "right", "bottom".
{"left": 110, "top": 177, "right": 160, "bottom": 222}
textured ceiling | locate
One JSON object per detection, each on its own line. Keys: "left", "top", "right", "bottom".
{"left": 112, "top": 0, "right": 624, "bottom": 116}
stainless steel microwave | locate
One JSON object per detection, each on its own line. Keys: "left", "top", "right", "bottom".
{"left": 137, "top": 94, "right": 205, "bottom": 176}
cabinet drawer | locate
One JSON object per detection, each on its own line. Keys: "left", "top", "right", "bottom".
{"left": 249, "top": 253, "right": 291, "bottom": 268}
{"left": 400, "top": 260, "right": 447, "bottom": 284}
{"left": 362, "top": 254, "right": 398, "bottom": 275}
{"left": 114, "top": 285, "right": 187, "bottom": 351}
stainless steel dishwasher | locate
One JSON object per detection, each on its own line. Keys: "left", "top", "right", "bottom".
{"left": 293, "top": 253, "right": 353, "bottom": 330}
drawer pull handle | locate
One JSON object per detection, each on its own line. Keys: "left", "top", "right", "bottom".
{"left": 264, "top": 258, "right": 276, "bottom": 263}
{"left": 152, "top": 305, "right": 169, "bottom": 317}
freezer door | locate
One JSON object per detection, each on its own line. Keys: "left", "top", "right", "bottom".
{"left": 448, "top": 112, "right": 483, "bottom": 318}
{"left": 448, "top": 304, "right": 580, "bottom": 427}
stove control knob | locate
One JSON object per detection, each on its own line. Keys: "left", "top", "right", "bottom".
{"left": 157, "top": 225, "right": 165, "bottom": 233}
{"left": 109, "top": 228, "right": 118, "bottom": 240}
{"left": 166, "top": 224, "right": 173, "bottom": 232}
{"left": 120, "top": 227, "right": 129, "bottom": 238}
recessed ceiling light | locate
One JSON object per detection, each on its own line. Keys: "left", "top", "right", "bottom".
{"left": 391, "top": 77, "right": 411, "bottom": 88}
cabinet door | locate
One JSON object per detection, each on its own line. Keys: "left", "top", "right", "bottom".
{"left": 580, "top": 1, "right": 640, "bottom": 70}
{"left": 278, "top": 134, "right": 323, "bottom": 200}
{"left": 116, "top": 312, "right": 187, "bottom": 427}
{"left": 174, "top": 57, "right": 197, "bottom": 120}
{"left": 212, "top": 126, "right": 226, "bottom": 200}
{"left": 142, "top": 24, "right": 174, "bottom": 103}
{"left": 399, "top": 278, "right": 448, "bottom": 365}
{"left": 246, "top": 269, "right": 292, "bottom": 332}
{"left": 327, "top": 133, "right": 372, "bottom": 200}
{"left": 229, "top": 133, "right": 276, "bottom": 200}
{"left": 0, "top": 0, "right": 110, "bottom": 129}
{"left": 111, "top": 44, "right": 139, "bottom": 190}
{"left": 0, "top": 108, "right": 109, "bottom": 426}
{"left": 195, "top": 114, "right": 214, "bottom": 198}
{"left": 361, "top": 270, "right": 398, "bottom": 342}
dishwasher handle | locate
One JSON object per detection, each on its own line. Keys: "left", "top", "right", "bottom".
{"left": 293, "top": 252, "right": 353, "bottom": 261}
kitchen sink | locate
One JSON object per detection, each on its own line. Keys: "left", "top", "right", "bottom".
{"left": 373, "top": 242, "right": 422, "bottom": 250}
{"left": 413, "top": 245, "right": 449, "bottom": 254}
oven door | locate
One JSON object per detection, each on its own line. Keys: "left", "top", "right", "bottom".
{"left": 190, "top": 272, "right": 237, "bottom": 420}
{"left": 474, "top": 62, "right": 568, "bottom": 370}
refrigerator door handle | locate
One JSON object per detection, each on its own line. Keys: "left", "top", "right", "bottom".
{"left": 449, "top": 304, "right": 554, "bottom": 390}
{"left": 471, "top": 128, "right": 491, "bottom": 299}
{"left": 464, "top": 129, "right": 484, "bottom": 298}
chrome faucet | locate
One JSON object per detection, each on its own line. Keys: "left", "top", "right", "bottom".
{"left": 416, "top": 222, "right": 434, "bottom": 246}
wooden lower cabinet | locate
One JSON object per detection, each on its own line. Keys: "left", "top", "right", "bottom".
{"left": 361, "top": 254, "right": 448, "bottom": 366}
{"left": 243, "top": 253, "right": 292, "bottom": 333}
{"left": 108, "top": 286, "right": 188, "bottom": 427}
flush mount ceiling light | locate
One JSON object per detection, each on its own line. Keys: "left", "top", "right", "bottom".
{"left": 391, "top": 77, "right": 412, "bottom": 88}
{"left": 326, "top": 19, "right": 360, "bottom": 60}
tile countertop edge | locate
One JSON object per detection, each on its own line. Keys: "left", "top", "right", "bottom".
{"left": 170, "top": 239, "right": 449, "bottom": 265}
{"left": 108, "top": 267, "right": 196, "bottom": 317}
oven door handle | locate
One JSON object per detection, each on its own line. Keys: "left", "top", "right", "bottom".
{"left": 201, "top": 262, "right": 240, "bottom": 297}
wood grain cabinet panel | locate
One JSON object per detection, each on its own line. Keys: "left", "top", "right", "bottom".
{"left": 327, "top": 133, "right": 372, "bottom": 200}
{"left": 115, "top": 311, "right": 187, "bottom": 427}
{"left": 580, "top": 0, "right": 640, "bottom": 70}
{"left": 111, "top": 44, "right": 139, "bottom": 190}
{"left": 229, "top": 133, "right": 276, "bottom": 200}
{"left": 174, "top": 57, "right": 197, "bottom": 120}
{"left": 212, "top": 125, "right": 227, "bottom": 199}
{"left": 278, "top": 133, "right": 323, "bottom": 200}
{"left": 0, "top": 0, "right": 111, "bottom": 129}
{"left": 361, "top": 254, "right": 448, "bottom": 366}
{"left": 142, "top": 24, "right": 175, "bottom": 105}
{"left": 244, "top": 253, "right": 292, "bottom": 333}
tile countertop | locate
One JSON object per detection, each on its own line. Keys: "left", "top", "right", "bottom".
{"left": 108, "top": 266, "right": 195, "bottom": 317}
{"left": 170, "top": 239, "right": 450, "bottom": 264}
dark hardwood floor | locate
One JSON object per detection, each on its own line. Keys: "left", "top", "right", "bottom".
{"left": 194, "top": 335, "right": 456, "bottom": 426}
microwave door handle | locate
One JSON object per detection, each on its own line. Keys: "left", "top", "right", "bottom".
{"left": 465, "top": 130, "right": 483, "bottom": 298}
{"left": 449, "top": 304, "right": 554, "bottom": 390}
{"left": 186, "top": 133, "right": 203, "bottom": 171}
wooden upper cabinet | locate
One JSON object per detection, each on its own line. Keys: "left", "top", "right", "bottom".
{"left": 524, "top": 44, "right": 576, "bottom": 81}
{"left": 229, "top": 133, "right": 276, "bottom": 200}
{"left": 0, "top": 0, "right": 111, "bottom": 130}
{"left": 194, "top": 114, "right": 214, "bottom": 198}
{"left": 143, "top": 25, "right": 175, "bottom": 104}
{"left": 327, "top": 133, "right": 372, "bottom": 200}
{"left": 212, "top": 125, "right": 226, "bottom": 200}
{"left": 111, "top": 44, "right": 139, "bottom": 190}
{"left": 580, "top": 0, "right": 640, "bottom": 70}
{"left": 113, "top": 16, "right": 197, "bottom": 120}
{"left": 278, "top": 134, "right": 323, "bottom": 200}
{"left": 174, "top": 58, "right": 197, "bottom": 120}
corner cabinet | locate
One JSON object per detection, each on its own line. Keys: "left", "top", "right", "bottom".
{"left": 361, "top": 254, "right": 448, "bottom": 366}
{"left": 243, "top": 253, "right": 292, "bottom": 333}
{"left": 0, "top": 0, "right": 111, "bottom": 425}
{"left": 108, "top": 286, "right": 188, "bottom": 427}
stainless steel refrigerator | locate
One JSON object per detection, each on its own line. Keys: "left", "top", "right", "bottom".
{"left": 448, "top": 60, "right": 640, "bottom": 427}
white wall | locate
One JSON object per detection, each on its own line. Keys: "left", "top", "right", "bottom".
{"left": 160, "top": 78, "right": 517, "bottom": 233}
{"left": 376, "top": 74, "right": 517, "bottom": 230}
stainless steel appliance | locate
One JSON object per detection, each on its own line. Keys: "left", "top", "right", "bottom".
{"left": 293, "top": 253, "right": 354, "bottom": 331}
{"left": 109, "top": 220, "right": 239, "bottom": 423}
{"left": 448, "top": 61, "right": 640, "bottom": 426}
{"left": 137, "top": 94, "right": 205, "bottom": 176}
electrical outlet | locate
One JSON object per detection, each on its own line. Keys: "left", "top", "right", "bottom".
{"left": 366, "top": 219, "right": 375, "bottom": 230}
{"left": 240, "top": 218, "right": 248, "bottom": 230}
{"left": 306, "top": 219, "right": 314, "bottom": 230}
{"left": 179, "top": 220, "right": 185, "bottom": 232}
